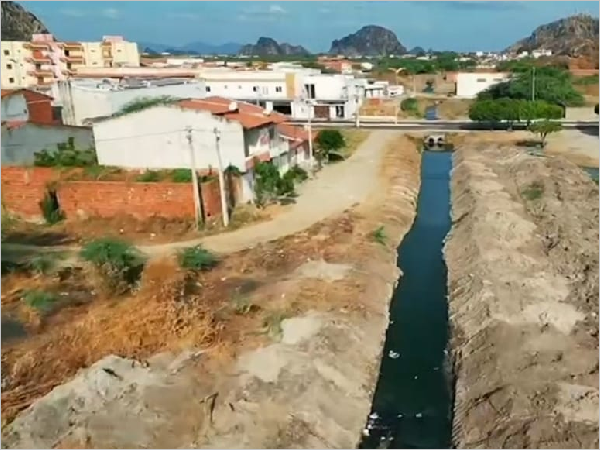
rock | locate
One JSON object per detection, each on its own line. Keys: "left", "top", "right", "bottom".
{"left": 329, "top": 25, "right": 407, "bottom": 57}
{"left": 1, "top": 1, "right": 49, "bottom": 41}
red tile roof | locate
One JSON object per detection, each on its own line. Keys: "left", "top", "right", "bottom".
{"left": 178, "top": 97, "right": 286, "bottom": 130}
{"left": 277, "top": 122, "right": 318, "bottom": 148}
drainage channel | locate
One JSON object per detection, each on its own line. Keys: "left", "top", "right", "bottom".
{"left": 360, "top": 149, "right": 453, "bottom": 450}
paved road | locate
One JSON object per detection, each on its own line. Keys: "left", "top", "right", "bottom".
{"left": 287, "top": 119, "right": 599, "bottom": 131}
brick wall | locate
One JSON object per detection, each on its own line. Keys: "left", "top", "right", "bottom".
{"left": 1, "top": 167, "right": 223, "bottom": 220}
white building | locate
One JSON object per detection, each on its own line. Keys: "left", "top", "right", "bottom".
{"left": 1, "top": 34, "right": 140, "bottom": 89}
{"left": 52, "top": 78, "right": 207, "bottom": 126}
{"left": 455, "top": 72, "right": 511, "bottom": 98}
{"left": 92, "top": 97, "right": 313, "bottom": 202}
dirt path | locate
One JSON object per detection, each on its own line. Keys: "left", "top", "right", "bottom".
{"left": 446, "top": 144, "right": 599, "bottom": 448}
{"left": 3, "top": 131, "right": 392, "bottom": 262}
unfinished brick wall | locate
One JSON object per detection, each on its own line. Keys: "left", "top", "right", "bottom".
{"left": 1, "top": 168, "right": 223, "bottom": 221}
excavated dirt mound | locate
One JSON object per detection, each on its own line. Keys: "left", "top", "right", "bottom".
{"left": 446, "top": 145, "right": 599, "bottom": 448}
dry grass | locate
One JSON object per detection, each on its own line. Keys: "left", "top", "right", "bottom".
{"left": 340, "top": 130, "right": 370, "bottom": 158}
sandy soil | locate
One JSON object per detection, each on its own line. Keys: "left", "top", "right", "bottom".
{"left": 2, "top": 136, "right": 422, "bottom": 449}
{"left": 446, "top": 144, "right": 599, "bottom": 448}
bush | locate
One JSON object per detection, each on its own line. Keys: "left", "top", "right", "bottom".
{"left": 33, "top": 141, "right": 98, "bottom": 168}
{"left": 521, "top": 182, "right": 544, "bottom": 201}
{"left": 288, "top": 165, "right": 308, "bottom": 182}
{"left": 80, "top": 238, "right": 145, "bottom": 294}
{"left": 22, "top": 290, "right": 57, "bottom": 312}
{"left": 39, "top": 190, "right": 65, "bottom": 225}
{"left": 170, "top": 168, "right": 193, "bottom": 183}
{"left": 277, "top": 172, "right": 296, "bottom": 196}
{"left": 178, "top": 245, "right": 218, "bottom": 271}
{"left": 136, "top": 170, "right": 162, "bottom": 182}
{"left": 27, "top": 255, "right": 57, "bottom": 275}
{"left": 400, "top": 98, "right": 419, "bottom": 112}
{"left": 371, "top": 226, "right": 387, "bottom": 246}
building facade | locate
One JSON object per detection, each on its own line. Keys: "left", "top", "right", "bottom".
{"left": 1, "top": 34, "right": 140, "bottom": 89}
{"left": 455, "top": 72, "right": 511, "bottom": 98}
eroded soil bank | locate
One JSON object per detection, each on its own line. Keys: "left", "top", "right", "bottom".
{"left": 446, "top": 145, "right": 599, "bottom": 448}
{"left": 2, "top": 135, "right": 422, "bottom": 449}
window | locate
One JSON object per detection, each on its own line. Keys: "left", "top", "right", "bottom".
{"left": 64, "top": 50, "right": 70, "bottom": 57}
{"left": 476, "top": 78, "right": 486, "bottom": 83}
{"left": 493, "top": 78, "right": 503, "bottom": 82}
{"left": 3, "top": 50, "right": 9, "bottom": 56}
{"left": 8, "top": 77, "right": 14, "bottom": 83}
{"left": 224, "top": 84, "right": 228, "bottom": 89}
{"left": 275, "top": 86, "right": 282, "bottom": 93}
{"left": 67, "top": 63, "right": 72, "bottom": 70}
{"left": 6, "top": 64, "right": 12, "bottom": 69}
{"left": 35, "top": 64, "right": 41, "bottom": 70}
{"left": 252, "top": 86, "right": 258, "bottom": 92}
{"left": 205, "top": 86, "right": 211, "bottom": 92}
{"left": 238, "top": 85, "right": 242, "bottom": 89}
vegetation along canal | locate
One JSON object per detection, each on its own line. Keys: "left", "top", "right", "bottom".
{"left": 360, "top": 149, "right": 453, "bottom": 449}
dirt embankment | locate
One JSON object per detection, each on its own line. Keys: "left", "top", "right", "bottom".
{"left": 446, "top": 145, "right": 599, "bottom": 448}
{"left": 2, "top": 136, "right": 421, "bottom": 449}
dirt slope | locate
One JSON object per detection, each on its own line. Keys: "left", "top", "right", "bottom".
{"left": 446, "top": 145, "right": 599, "bottom": 448}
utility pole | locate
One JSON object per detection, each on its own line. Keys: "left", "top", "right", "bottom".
{"left": 354, "top": 84, "right": 361, "bottom": 128}
{"left": 213, "top": 127, "right": 230, "bottom": 227}
{"left": 186, "top": 127, "right": 203, "bottom": 230}
{"left": 306, "top": 98, "right": 314, "bottom": 170}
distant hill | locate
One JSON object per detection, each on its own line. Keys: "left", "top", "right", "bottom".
{"left": 238, "top": 37, "right": 310, "bottom": 57}
{"left": 329, "top": 25, "right": 407, "bottom": 57}
{"left": 1, "top": 1, "right": 49, "bottom": 41}
{"left": 140, "top": 41, "right": 242, "bottom": 55}
{"left": 506, "top": 14, "right": 599, "bottom": 57}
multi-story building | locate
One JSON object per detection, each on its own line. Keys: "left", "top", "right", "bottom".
{"left": 1, "top": 34, "right": 140, "bottom": 89}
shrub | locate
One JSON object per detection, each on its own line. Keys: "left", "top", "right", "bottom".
{"left": 178, "top": 245, "right": 218, "bottom": 271}
{"left": 400, "top": 98, "right": 419, "bottom": 112}
{"left": 39, "top": 190, "right": 65, "bottom": 225}
{"left": 170, "top": 168, "right": 192, "bottom": 183}
{"left": 136, "top": 170, "right": 162, "bottom": 182}
{"left": 262, "top": 311, "right": 288, "bottom": 339}
{"left": 80, "top": 238, "right": 145, "bottom": 294}
{"left": 277, "top": 173, "right": 296, "bottom": 196}
{"left": 22, "top": 290, "right": 57, "bottom": 312}
{"left": 371, "top": 225, "right": 387, "bottom": 246}
{"left": 230, "top": 294, "right": 256, "bottom": 315}
{"left": 521, "top": 182, "right": 544, "bottom": 201}
{"left": 288, "top": 165, "right": 308, "bottom": 182}
{"left": 27, "top": 255, "right": 57, "bottom": 275}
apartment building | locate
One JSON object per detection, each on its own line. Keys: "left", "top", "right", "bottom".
{"left": 1, "top": 34, "right": 140, "bottom": 89}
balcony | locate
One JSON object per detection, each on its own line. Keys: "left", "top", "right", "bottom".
{"left": 61, "top": 54, "right": 85, "bottom": 62}
{"left": 25, "top": 41, "right": 50, "bottom": 50}
{"left": 62, "top": 42, "right": 83, "bottom": 50}
{"left": 28, "top": 68, "right": 54, "bottom": 77}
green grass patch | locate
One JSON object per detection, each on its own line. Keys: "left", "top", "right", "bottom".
{"left": 521, "top": 182, "right": 544, "bottom": 201}
{"left": 22, "top": 290, "right": 57, "bottom": 312}
{"left": 178, "top": 245, "right": 218, "bottom": 271}
{"left": 370, "top": 225, "right": 388, "bottom": 246}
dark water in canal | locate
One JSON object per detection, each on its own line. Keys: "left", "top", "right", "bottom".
{"left": 359, "top": 150, "right": 453, "bottom": 449}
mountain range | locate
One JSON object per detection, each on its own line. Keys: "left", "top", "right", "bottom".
{"left": 140, "top": 41, "right": 242, "bottom": 56}
{"left": 238, "top": 37, "right": 310, "bottom": 57}
{"left": 329, "top": 25, "right": 407, "bottom": 56}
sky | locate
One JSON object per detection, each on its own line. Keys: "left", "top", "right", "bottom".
{"left": 22, "top": 1, "right": 600, "bottom": 52}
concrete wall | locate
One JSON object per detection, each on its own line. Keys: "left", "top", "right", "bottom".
{"left": 1, "top": 123, "right": 93, "bottom": 165}
{"left": 201, "top": 71, "right": 290, "bottom": 101}
{"left": 455, "top": 72, "right": 511, "bottom": 98}
{"left": 93, "top": 105, "right": 247, "bottom": 172}
{"left": 55, "top": 80, "right": 207, "bottom": 126}
{"left": 1, "top": 93, "right": 28, "bottom": 122}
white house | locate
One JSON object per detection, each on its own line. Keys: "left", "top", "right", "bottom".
{"left": 455, "top": 72, "right": 511, "bottom": 98}
{"left": 92, "top": 97, "right": 312, "bottom": 202}
{"left": 51, "top": 78, "right": 208, "bottom": 126}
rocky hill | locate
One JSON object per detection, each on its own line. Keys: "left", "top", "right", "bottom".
{"left": 506, "top": 14, "right": 599, "bottom": 57}
{"left": 329, "top": 25, "right": 407, "bottom": 57}
{"left": 1, "top": 1, "right": 49, "bottom": 41}
{"left": 238, "top": 37, "right": 310, "bottom": 56}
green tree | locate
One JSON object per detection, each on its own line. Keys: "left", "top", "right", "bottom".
{"left": 469, "top": 98, "right": 562, "bottom": 128}
{"left": 315, "top": 130, "right": 345, "bottom": 168}
{"left": 478, "top": 68, "right": 584, "bottom": 107}
{"left": 529, "top": 120, "right": 562, "bottom": 148}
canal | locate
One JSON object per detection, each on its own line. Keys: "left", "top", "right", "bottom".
{"left": 360, "top": 149, "right": 453, "bottom": 449}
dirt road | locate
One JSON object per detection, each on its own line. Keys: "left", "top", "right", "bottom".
{"left": 446, "top": 144, "right": 599, "bottom": 448}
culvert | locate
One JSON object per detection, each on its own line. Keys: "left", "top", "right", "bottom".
{"left": 359, "top": 149, "right": 453, "bottom": 449}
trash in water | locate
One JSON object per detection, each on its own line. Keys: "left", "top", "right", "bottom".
{"left": 388, "top": 351, "right": 400, "bottom": 359}
{"left": 362, "top": 428, "right": 370, "bottom": 437}
{"left": 443, "top": 349, "right": 449, "bottom": 356}
{"left": 369, "top": 412, "right": 379, "bottom": 420}
{"left": 397, "top": 413, "right": 403, "bottom": 418}
{"left": 413, "top": 375, "right": 418, "bottom": 380}
{"left": 415, "top": 412, "right": 423, "bottom": 419}
{"left": 433, "top": 366, "right": 440, "bottom": 371}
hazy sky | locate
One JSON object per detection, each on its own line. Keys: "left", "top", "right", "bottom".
{"left": 22, "top": 1, "right": 600, "bottom": 52}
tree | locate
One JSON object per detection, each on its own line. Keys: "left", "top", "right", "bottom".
{"left": 478, "top": 68, "right": 584, "bottom": 107}
{"left": 314, "top": 130, "right": 345, "bottom": 168}
{"left": 529, "top": 120, "right": 562, "bottom": 148}
{"left": 469, "top": 98, "right": 563, "bottom": 128}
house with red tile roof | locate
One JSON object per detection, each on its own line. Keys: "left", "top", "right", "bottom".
{"left": 92, "top": 96, "right": 315, "bottom": 202}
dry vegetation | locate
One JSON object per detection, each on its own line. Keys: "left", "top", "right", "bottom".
{"left": 1, "top": 135, "right": 421, "bottom": 426}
